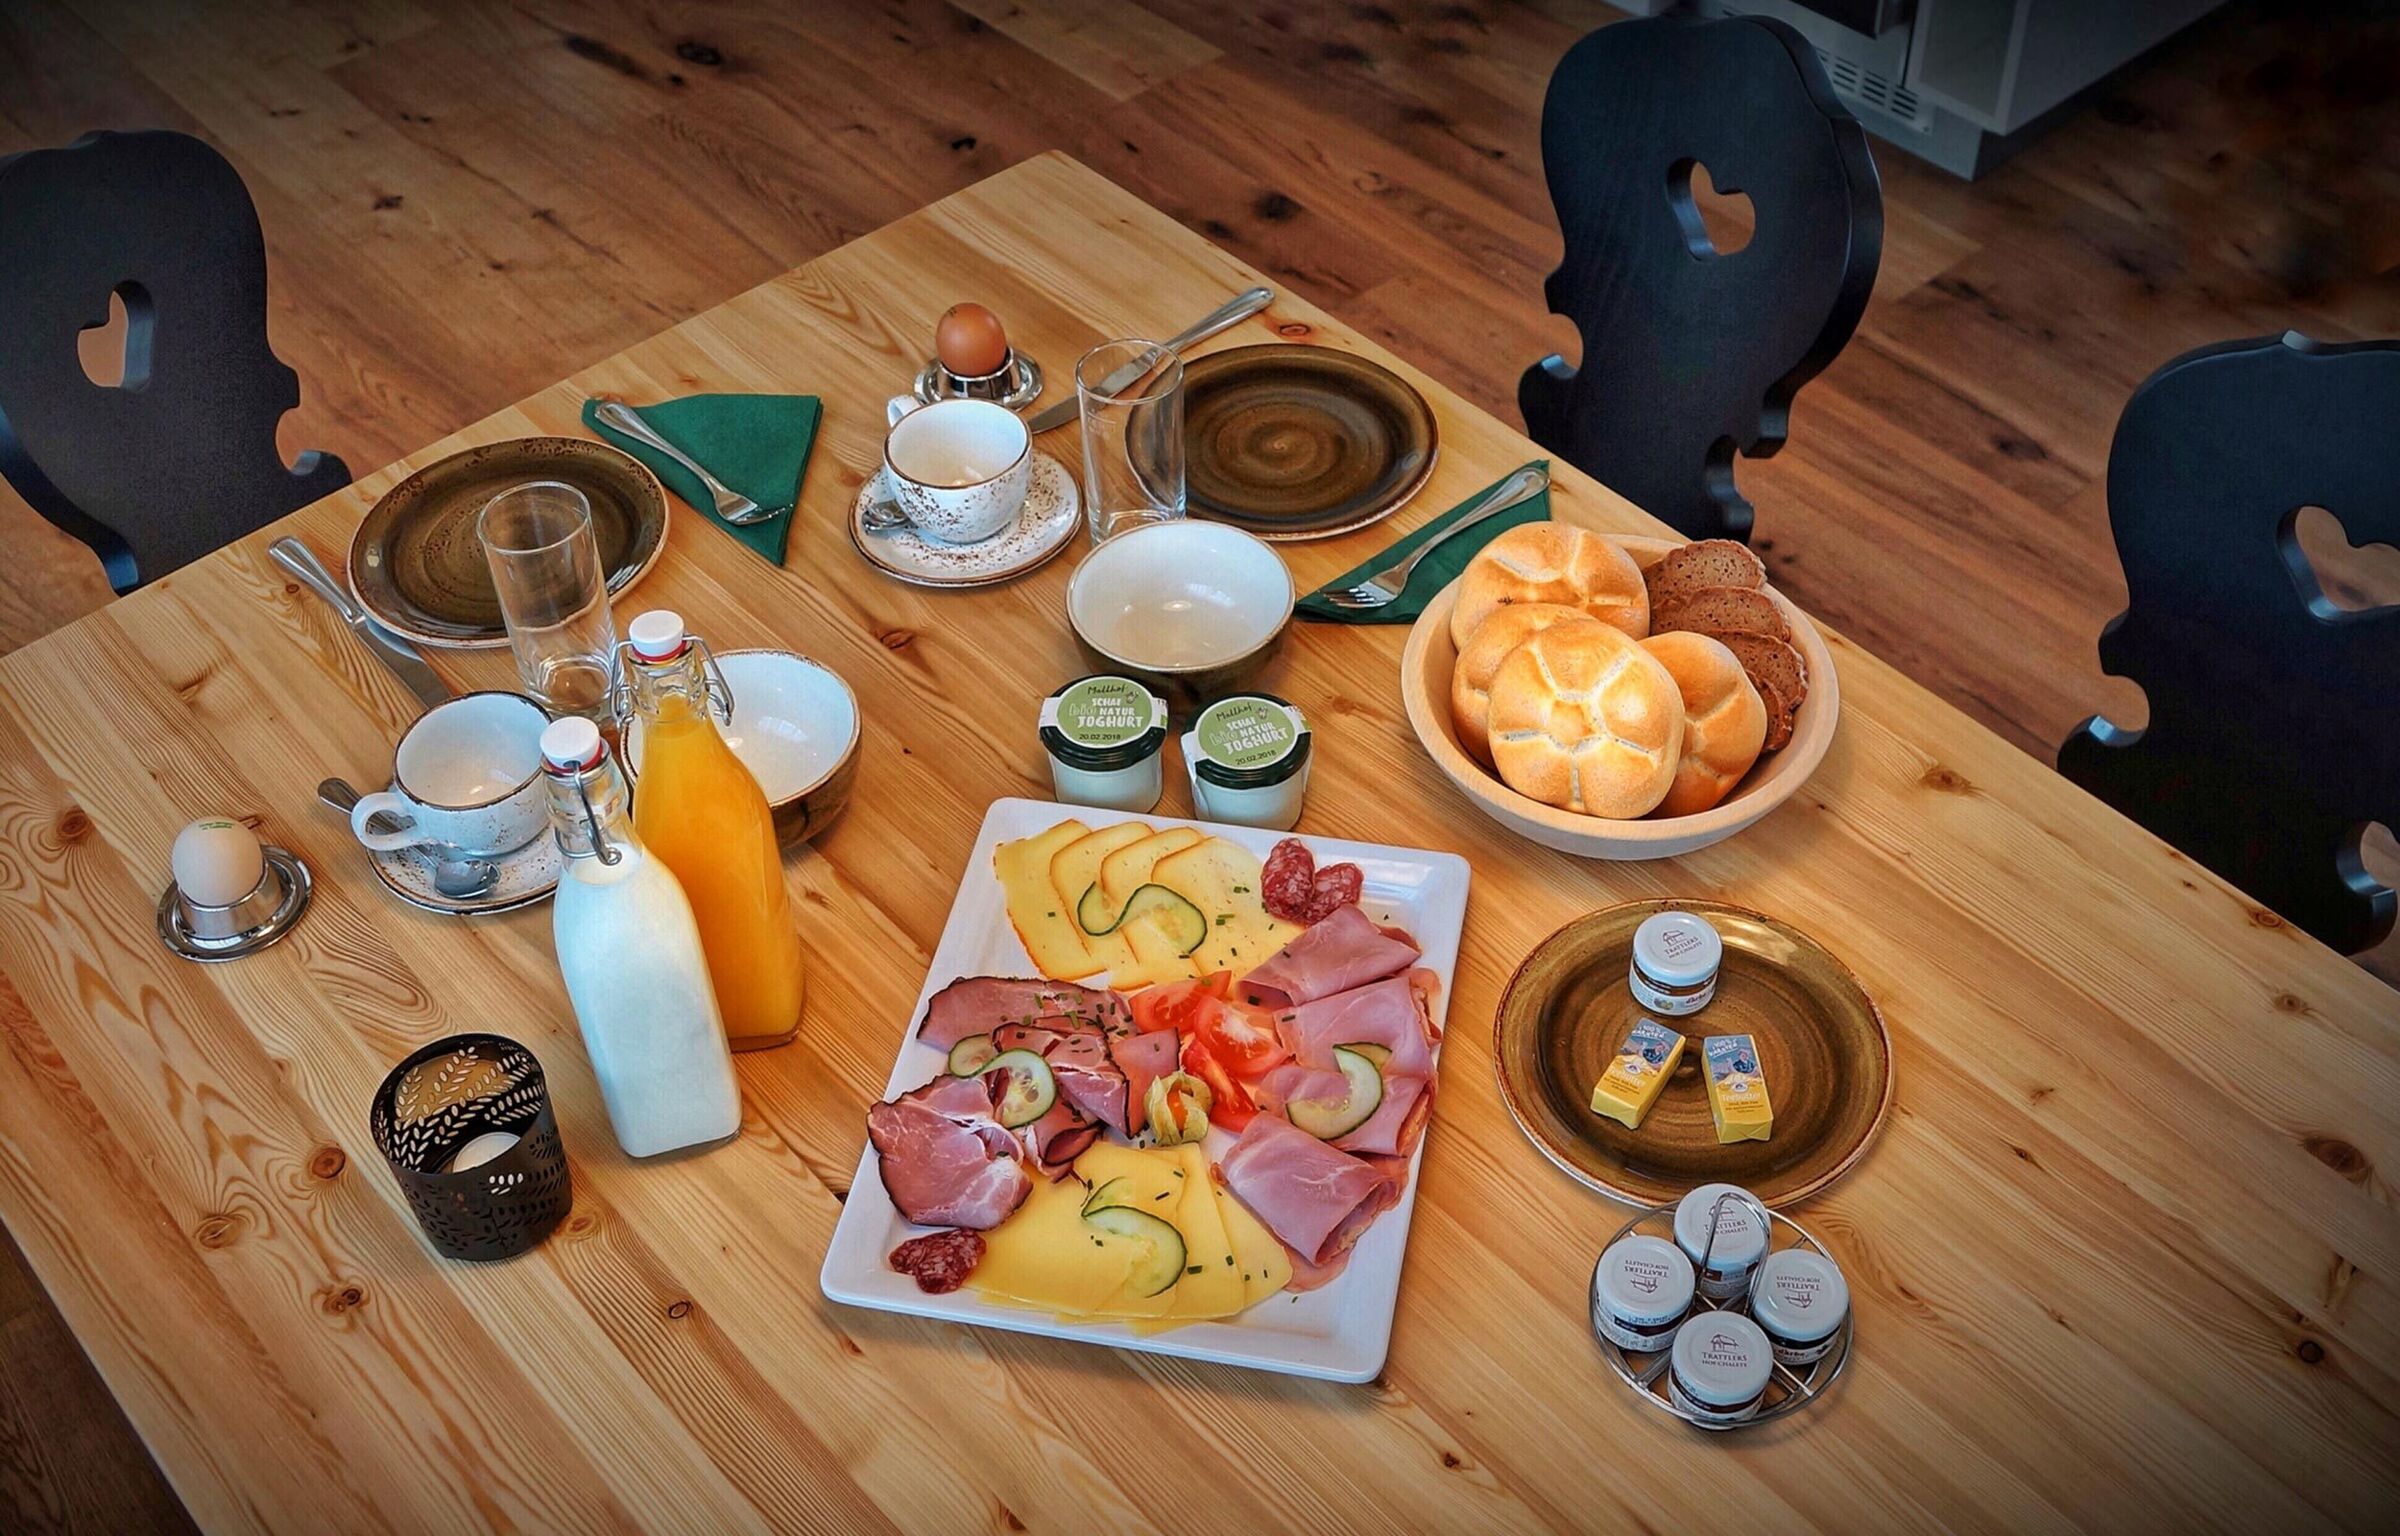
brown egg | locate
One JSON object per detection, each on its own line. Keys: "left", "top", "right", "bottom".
{"left": 935, "top": 302, "right": 1010, "bottom": 379}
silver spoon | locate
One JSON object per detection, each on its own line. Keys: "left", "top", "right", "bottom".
{"left": 316, "top": 778, "right": 499, "bottom": 900}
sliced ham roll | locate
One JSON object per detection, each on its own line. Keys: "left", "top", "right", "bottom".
{"left": 1107, "top": 1028, "right": 1180, "bottom": 1136}
{"left": 917, "top": 976, "right": 1130, "bottom": 1051}
{"left": 1217, "top": 1113, "right": 1400, "bottom": 1270}
{"left": 1249, "top": 1060, "right": 1354, "bottom": 1115}
{"left": 1239, "top": 905, "right": 1421, "bottom": 1009}
{"left": 1332, "top": 1073, "right": 1433, "bottom": 1159}
{"left": 994, "top": 1020, "right": 1130, "bottom": 1137}
{"left": 1276, "top": 970, "right": 1442, "bottom": 1080}
{"left": 866, "top": 1074, "right": 1029, "bottom": 1230}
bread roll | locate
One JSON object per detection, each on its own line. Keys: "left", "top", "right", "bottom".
{"left": 1486, "top": 625, "right": 1684, "bottom": 818}
{"left": 1641, "top": 632, "right": 1767, "bottom": 817}
{"left": 1450, "top": 524, "right": 1649, "bottom": 648}
{"left": 1449, "top": 603, "right": 1601, "bottom": 765}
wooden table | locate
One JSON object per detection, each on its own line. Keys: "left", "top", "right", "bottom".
{"left": 0, "top": 154, "right": 2391, "bottom": 1534}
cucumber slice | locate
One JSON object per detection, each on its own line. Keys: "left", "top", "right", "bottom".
{"left": 1084, "top": 1206, "right": 1187, "bottom": 1296}
{"left": 1080, "top": 1176, "right": 1134, "bottom": 1217}
{"left": 1118, "top": 884, "right": 1207, "bottom": 957}
{"left": 1286, "top": 1046, "right": 1383, "bottom": 1140}
{"left": 982, "top": 1048, "right": 1057, "bottom": 1128}
{"left": 1347, "top": 1043, "right": 1392, "bottom": 1070}
{"left": 1075, "top": 880, "right": 1124, "bottom": 936}
{"left": 947, "top": 1034, "right": 998, "bottom": 1076}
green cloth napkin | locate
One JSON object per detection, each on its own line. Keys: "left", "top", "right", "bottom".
{"left": 582, "top": 393, "right": 820, "bottom": 566}
{"left": 1294, "top": 460, "right": 1552, "bottom": 623}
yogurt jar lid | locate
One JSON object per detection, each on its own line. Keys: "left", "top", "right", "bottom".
{"left": 1593, "top": 1235, "right": 1696, "bottom": 1326}
{"left": 1189, "top": 692, "right": 1311, "bottom": 790}
{"left": 1669, "top": 1311, "right": 1773, "bottom": 1405}
{"left": 1633, "top": 911, "right": 1722, "bottom": 988}
{"left": 1040, "top": 675, "right": 1167, "bottom": 772}
{"left": 1673, "top": 1183, "right": 1768, "bottom": 1271}
{"left": 1749, "top": 1249, "right": 1850, "bottom": 1343}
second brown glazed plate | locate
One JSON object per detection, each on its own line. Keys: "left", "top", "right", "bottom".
{"left": 349, "top": 437, "right": 668, "bottom": 649}
{"left": 1494, "top": 900, "right": 1892, "bottom": 1207}
{"left": 1178, "top": 345, "right": 1437, "bottom": 540}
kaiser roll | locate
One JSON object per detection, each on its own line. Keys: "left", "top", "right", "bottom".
{"left": 1449, "top": 602, "right": 1601, "bottom": 765}
{"left": 1486, "top": 624, "right": 1685, "bottom": 818}
{"left": 1640, "top": 631, "right": 1767, "bottom": 817}
{"left": 1449, "top": 523, "right": 1649, "bottom": 648}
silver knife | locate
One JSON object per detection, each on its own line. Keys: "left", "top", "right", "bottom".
{"left": 269, "top": 537, "right": 452, "bottom": 710}
{"left": 1025, "top": 286, "right": 1275, "bottom": 434}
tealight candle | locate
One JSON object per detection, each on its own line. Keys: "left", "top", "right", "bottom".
{"left": 447, "top": 1130, "right": 522, "bottom": 1173}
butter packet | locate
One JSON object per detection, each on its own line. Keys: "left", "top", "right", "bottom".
{"left": 1591, "top": 1017, "right": 1685, "bottom": 1130}
{"left": 1702, "top": 1034, "right": 1772, "bottom": 1144}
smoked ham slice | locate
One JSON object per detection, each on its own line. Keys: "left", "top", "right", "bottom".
{"left": 866, "top": 1075, "right": 1030, "bottom": 1229}
{"left": 994, "top": 1020, "right": 1131, "bottom": 1138}
{"left": 1240, "top": 905, "right": 1421, "bottom": 1009}
{"left": 1276, "top": 970, "right": 1442, "bottom": 1080}
{"left": 917, "top": 976, "right": 1130, "bottom": 1051}
{"left": 1107, "top": 1029, "right": 1179, "bottom": 1136}
{"left": 1217, "top": 1113, "right": 1399, "bottom": 1271}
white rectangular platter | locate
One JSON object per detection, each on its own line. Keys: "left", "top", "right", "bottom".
{"left": 820, "top": 797, "right": 1471, "bottom": 1382}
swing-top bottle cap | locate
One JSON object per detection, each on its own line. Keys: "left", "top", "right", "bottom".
{"left": 627, "top": 609, "right": 689, "bottom": 661}
{"left": 540, "top": 716, "right": 606, "bottom": 774}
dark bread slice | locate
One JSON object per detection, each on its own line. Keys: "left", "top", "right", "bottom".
{"left": 1715, "top": 631, "right": 1807, "bottom": 750}
{"left": 1655, "top": 584, "right": 1791, "bottom": 642}
{"left": 1645, "top": 539, "right": 1764, "bottom": 612}
{"left": 1754, "top": 673, "right": 1797, "bottom": 752}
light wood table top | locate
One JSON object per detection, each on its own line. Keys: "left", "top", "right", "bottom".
{"left": 0, "top": 154, "right": 2391, "bottom": 1535}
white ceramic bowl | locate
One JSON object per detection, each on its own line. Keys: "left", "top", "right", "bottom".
{"left": 1399, "top": 533, "right": 1839, "bottom": 860}
{"left": 627, "top": 649, "right": 861, "bottom": 845}
{"left": 1066, "top": 520, "right": 1296, "bottom": 709}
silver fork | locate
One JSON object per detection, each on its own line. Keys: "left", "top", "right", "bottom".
{"left": 1318, "top": 464, "right": 1551, "bottom": 611}
{"left": 592, "top": 399, "right": 785, "bottom": 525}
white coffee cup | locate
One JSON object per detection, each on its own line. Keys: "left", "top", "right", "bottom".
{"left": 882, "top": 396, "right": 1032, "bottom": 544}
{"left": 351, "top": 692, "right": 550, "bottom": 857}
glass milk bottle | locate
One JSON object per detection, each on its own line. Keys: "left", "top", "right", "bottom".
{"left": 619, "top": 611, "right": 806, "bottom": 1051}
{"left": 540, "top": 716, "right": 741, "bottom": 1158}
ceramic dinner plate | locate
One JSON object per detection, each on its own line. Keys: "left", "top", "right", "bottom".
{"left": 1173, "top": 344, "right": 1437, "bottom": 541}
{"left": 1494, "top": 900, "right": 1892, "bottom": 1207}
{"left": 349, "top": 437, "right": 668, "bottom": 649}
{"left": 820, "top": 797, "right": 1471, "bottom": 1383}
{"left": 848, "top": 451, "right": 1078, "bottom": 589}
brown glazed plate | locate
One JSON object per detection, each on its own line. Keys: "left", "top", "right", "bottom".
{"left": 1175, "top": 344, "right": 1438, "bottom": 541}
{"left": 1494, "top": 900, "right": 1893, "bottom": 1207}
{"left": 348, "top": 437, "right": 669, "bottom": 649}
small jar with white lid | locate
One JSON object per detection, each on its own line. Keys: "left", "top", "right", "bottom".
{"left": 1040, "top": 675, "right": 1167, "bottom": 813}
{"left": 1673, "top": 1182, "right": 1768, "bottom": 1301}
{"left": 1668, "top": 1311, "right": 1773, "bottom": 1426}
{"left": 1629, "top": 911, "right": 1722, "bottom": 1015}
{"left": 1182, "top": 692, "right": 1311, "bottom": 830}
{"left": 1749, "top": 1248, "right": 1850, "bottom": 1365}
{"left": 1591, "top": 1234, "right": 1696, "bottom": 1352}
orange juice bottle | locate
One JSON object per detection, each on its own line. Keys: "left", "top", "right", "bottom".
{"left": 622, "top": 610, "right": 804, "bottom": 1050}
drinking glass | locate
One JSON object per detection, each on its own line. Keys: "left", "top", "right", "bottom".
{"left": 1077, "top": 339, "right": 1186, "bottom": 543}
{"left": 479, "top": 481, "right": 618, "bottom": 721}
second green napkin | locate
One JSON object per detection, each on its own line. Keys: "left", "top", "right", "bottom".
{"left": 583, "top": 392, "right": 820, "bottom": 566}
{"left": 1295, "top": 460, "right": 1551, "bottom": 623}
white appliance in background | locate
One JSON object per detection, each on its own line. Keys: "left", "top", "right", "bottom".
{"left": 1624, "top": 0, "right": 2232, "bottom": 179}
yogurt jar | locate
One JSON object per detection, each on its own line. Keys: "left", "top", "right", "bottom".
{"left": 1591, "top": 1234, "right": 1696, "bottom": 1352}
{"left": 1040, "top": 675, "right": 1167, "bottom": 813}
{"left": 1629, "top": 910, "right": 1723, "bottom": 1016}
{"left": 1667, "top": 1311, "right": 1773, "bottom": 1426}
{"left": 1182, "top": 692, "right": 1311, "bottom": 830}
{"left": 1749, "top": 1248, "right": 1850, "bottom": 1366}
{"left": 1673, "top": 1183, "right": 1769, "bottom": 1301}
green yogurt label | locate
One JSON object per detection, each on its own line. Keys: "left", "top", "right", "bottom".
{"left": 1045, "top": 676, "right": 1160, "bottom": 748}
{"left": 1195, "top": 697, "right": 1301, "bottom": 770}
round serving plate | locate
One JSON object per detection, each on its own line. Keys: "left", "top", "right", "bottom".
{"left": 1494, "top": 899, "right": 1892, "bottom": 1207}
{"left": 1173, "top": 344, "right": 1437, "bottom": 541}
{"left": 349, "top": 437, "right": 669, "bottom": 650}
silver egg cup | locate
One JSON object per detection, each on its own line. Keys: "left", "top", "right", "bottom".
{"left": 157, "top": 846, "right": 312, "bottom": 962}
{"left": 912, "top": 348, "right": 1045, "bottom": 411}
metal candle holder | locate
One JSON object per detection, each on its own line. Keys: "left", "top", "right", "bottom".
{"left": 370, "top": 1033, "right": 572, "bottom": 1262}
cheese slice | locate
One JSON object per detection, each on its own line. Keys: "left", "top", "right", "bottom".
{"left": 1048, "top": 822, "right": 1154, "bottom": 972}
{"left": 970, "top": 1169, "right": 1138, "bottom": 1315}
{"left": 1701, "top": 1033, "right": 1773, "bottom": 1144}
{"left": 1150, "top": 837, "right": 1301, "bottom": 975}
{"left": 1110, "top": 911, "right": 1200, "bottom": 989}
{"left": 1591, "top": 1017, "right": 1685, "bottom": 1130}
{"left": 994, "top": 821, "right": 1099, "bottom": 979}
{"left": 1165, "top": 1142, "right": 1246, "bottom": 1318}
{"left": 1216, "top": 1163, "right": 1292, "bottom": 1307}
{"left": 1098, "top": 828, "right": 1204, "bottom": 911}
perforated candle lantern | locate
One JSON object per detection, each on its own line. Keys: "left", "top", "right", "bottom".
{"left": 370, "top": 1034, "right": 571, "bottom": 1261}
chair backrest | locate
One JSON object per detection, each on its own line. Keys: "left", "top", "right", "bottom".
{"left": 1519, "top": 15, "right": 1880, "bottom": 542}
{"left": 0, "top": 130, "right": 348, "bottom": 593}
{"left": 2061, "top": 332, "right": 2400, "bottom": 954}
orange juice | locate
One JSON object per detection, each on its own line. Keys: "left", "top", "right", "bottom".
{"left": 626, "top": 613, "right": 804, "bottom": 1050}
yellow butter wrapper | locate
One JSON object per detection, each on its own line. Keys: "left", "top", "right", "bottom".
{"left": 1702, "top": 1034, "right": 1772, "bottom": 1144}
{"left": 1591, "top": 1018, "right": 1685, "bottom": 1130}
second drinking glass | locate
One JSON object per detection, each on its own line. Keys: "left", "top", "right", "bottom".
{"left": 1076, "top": 339, "right": 1187, "bottom": 544}
{"left": 479, "top": 481, "right": 619, "bottom": 722}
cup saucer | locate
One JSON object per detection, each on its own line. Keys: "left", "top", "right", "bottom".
{"left": 369, "top": 831, "right": 563, "bottom": 916}
{"left": 851, "top": 451, "right": 1079, "bottom": 589}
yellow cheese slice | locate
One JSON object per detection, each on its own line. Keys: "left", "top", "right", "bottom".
{"left": 969, "top": 1169, "right": 1138, "bottom": 1315}
{"left": 1215, "top": 1162, "right": 1292, "bottom": 1307}
{"left": 1075, "top": 1142, "right": 1194, "bottom": 1320}
{"left": 994, "top": 820, "right": 1099, "bottom": 979}
{"left": 1150, "top": 837, "right": 1302, "bottom": 975}
{"left": 1109, "top": 911, "right": 1200, "bottom": 990}
{"left": 1166, "top": 1142, "right": 1246, "bottom": 1317}
{"left": 1048, "top": 821, "right": 1155, "bottom": 972}
{"left": 1098, "top": 827, "right": 1203, "bottom": 910}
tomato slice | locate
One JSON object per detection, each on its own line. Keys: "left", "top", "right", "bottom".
{"left": 1195, "top": 999, "right": 1288, "bottom": 1077}
{"left": 1180, "top": 1033, "right": 1256, "bottom": 1130}
{"left": 1128, "top": 971, "right": 1234, "bottom": 1036}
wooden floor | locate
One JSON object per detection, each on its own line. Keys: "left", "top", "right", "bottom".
{"left": 0, "top": 0, "right": 2393, "bottom": 1528}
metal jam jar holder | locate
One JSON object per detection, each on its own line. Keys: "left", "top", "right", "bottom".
{"left": 912, "top": 349, "right": 1044, "bottom": 412}
{"left": 1590, "top": 1188, "right": 1853, "bottom": 1431}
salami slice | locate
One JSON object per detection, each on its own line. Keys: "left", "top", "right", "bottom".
{"left": 1261, "top": 838, "right": 1319, "bottom": 922}
{"left": 888, "top": 1229, "right": 985, "bottom": 1294}
{"left": 1302, "top": 861, "right": 1364, "bottom": 923}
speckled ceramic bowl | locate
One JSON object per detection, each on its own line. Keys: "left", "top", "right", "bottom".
{"left": 1065, "top": 520, "right": 1295, "bottom": 712}
{"left": 627, "top": 649, "right": 860, "bottom": 846}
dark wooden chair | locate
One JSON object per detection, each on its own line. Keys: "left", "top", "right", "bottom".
{"left": 1520, "top": 15, "right": 1881, "bottom": 542}
{"left": 2061, "top": 332, "right": 2400, "bottom": 954}
{"left": 0, "top": 130, "right": 349, "bottom": 593}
